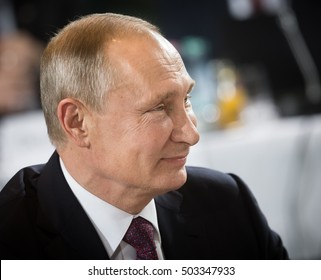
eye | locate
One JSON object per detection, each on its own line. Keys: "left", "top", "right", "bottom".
{"left": 184, "top": 94, "right": 192, "bottom": 107}
{"left": 151, "top": 104, "right": 166, "bottom": 112}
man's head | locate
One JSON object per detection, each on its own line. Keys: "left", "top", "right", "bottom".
{"left": 40, "top": 13, "right": 200, "bottom": 213}
{"left": 41, "top": 13, "right": 159, "bottom": 146}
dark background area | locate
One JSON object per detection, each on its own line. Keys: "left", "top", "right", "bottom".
{"left": 9, "top": 0, "right": 321, "bottom": 116}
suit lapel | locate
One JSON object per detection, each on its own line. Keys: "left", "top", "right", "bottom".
{"left": 35, "top": 152, "right": 109, "bottom": 259}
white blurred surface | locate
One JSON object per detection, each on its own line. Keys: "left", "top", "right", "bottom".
{"left": 0, "top": 110, "right": 320, "bottom": 259}
{"left": 0, "top": 110, "right": 54, "bottom": 186}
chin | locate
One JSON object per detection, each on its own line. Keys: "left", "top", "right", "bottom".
{"left": 162, "top": 167, "right": 187, "bottom": 192}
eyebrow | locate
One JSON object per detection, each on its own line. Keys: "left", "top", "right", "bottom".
{"left": 154, "top": 80, "right": 195, "bottom": 102}
{"left": 187, "top": 80, "right": 196, "bottom": 94}
{"left": 136, "top": 79, "right": 196, "bottom": 112}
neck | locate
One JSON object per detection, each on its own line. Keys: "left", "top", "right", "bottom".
{"left": 59, "top": 148, "right": 152, "bottom": 215}
{"left": 83, "top": 180, "right": 153, "bottom": 215}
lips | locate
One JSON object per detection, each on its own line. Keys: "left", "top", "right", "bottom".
{"left": 162, "top": 150, "right": 189, "bottom": 159}
{"left": 164, "top": 155, "right": 187, "bottom": 160}
{"left": 161, "top": 153, "right": 189, "bottom": 166}
{"left": 161, "top": 145, "right": 190, "bottom": 163}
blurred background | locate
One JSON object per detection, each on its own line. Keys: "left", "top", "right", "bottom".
{"left": 0, "top": 0, "right": 320, "bottom": 259}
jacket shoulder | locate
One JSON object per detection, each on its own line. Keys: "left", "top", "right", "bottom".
{"left": 0, "top": 164, "right": 45, "bottom": 206}
{"left": 174, "top": 166, "right": 242, "bottom": 212}
{"left": 184, "top": 166, "right": 240, "bottom": 195}
{"left": 183, "top": 166, "right": 264, "bottom": 214}
{"left": 0, "top": 164, "right": 46, "bottom": 259}
{"left": 183, "top": 166, "right": 289, "bottom": 259}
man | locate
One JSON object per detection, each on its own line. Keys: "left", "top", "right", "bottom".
{"left": 0, "top": 13, "right": 288, "bottom": 259}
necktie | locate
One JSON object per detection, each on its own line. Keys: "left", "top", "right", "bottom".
{"left": 123, "top": 216, "right": 158, "bottom": 260}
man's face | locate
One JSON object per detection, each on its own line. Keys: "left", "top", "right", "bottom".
{"left": 87, "top": 33, "right": 200, "bottom": 198}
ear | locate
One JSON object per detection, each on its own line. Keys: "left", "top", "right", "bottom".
{"left": 57, "top": 98, "right": 90, "bottom": 147}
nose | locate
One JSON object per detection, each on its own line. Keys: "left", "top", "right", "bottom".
{"left": 170, "top": 109, "right": 200, "bottom": 146}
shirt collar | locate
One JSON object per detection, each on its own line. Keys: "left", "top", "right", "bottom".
{"left": 59, "top": 158, "right": 161, "bottom": 256}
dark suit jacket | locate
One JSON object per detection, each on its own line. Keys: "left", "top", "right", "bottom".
{"left": 0, "top": 152, "right": 288, "bottom": 259}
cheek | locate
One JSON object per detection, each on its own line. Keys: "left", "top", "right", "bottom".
{"left": 136, "top": 126, "right": 171, "bottom": 155}
{"left": 128, "top": 118, "right": 174, "bottom": 160}
{"left": 135, "top": 113, "right": 173, "bottom": 138}
{"left": 145, "top": 117, "right": 173, "bottom": 141}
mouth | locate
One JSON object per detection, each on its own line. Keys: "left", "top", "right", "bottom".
{"left": 161, "top": 154, "right": 188, "bottom": 166}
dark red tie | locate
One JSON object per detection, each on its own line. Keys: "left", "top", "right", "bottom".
{"left": 123, "top": 216, "right": 158, "bottom": 260}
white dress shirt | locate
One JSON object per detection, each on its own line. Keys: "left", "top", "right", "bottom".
{"left": 59, "top": 158, "right": 164, "bottom": 259}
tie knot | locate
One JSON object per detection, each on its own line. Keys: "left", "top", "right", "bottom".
{"left": 123, "top": 216, "right": 158, "bottom": 260}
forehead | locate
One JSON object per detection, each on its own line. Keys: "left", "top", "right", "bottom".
{"left": 107, "top": 32, "right": 192, "bottom": 90}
